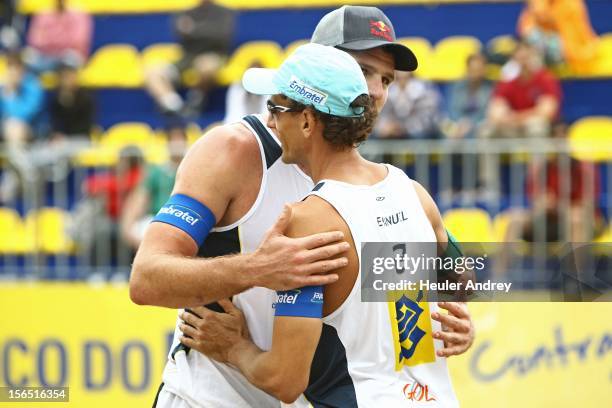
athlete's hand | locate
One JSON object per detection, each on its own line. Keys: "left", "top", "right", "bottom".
{"left": 431, "top": 302, "right": 475, "bottom": 357}
{"left": 179, "top": 300, "right": 250, "bottom": 364}
{"left": 250, "top": 204, "right": 349, "bottom": 290}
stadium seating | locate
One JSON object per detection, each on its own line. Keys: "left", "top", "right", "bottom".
{"left": 585, "top": 33, "right": 612, "bottom": 77}
{"left": 442, "top": 208, "right": 495, "bottom": 243}
{"left": 141, "top": 43, "right": 183, "bottom": 69}
{"left": 0, "top": 208, "right": 29, "bottom": 254}
{"left": 5, "top": 34, "right": 610, "bottom": 89}
{"left": 128, "top": 32, "right": 612, "bottom": 84}
{"left": 70, "top": 120, "right": 207, "bottom": 168}
{"left": 79, "top": 44, "right": 143, "bottom": 88}
{"left": 492, "top": 210, "right": 513, "bottom": 243}
{"left": 26, "top": 208, "right": 74, "bottom": 254}
{"left": 429, "top": 36, "right": 482, "bottom": 81}
{"left": 0, "top": 208, "right": 74, "bottom": 254}
{"left": 0, "top": 0, "right": 612, "bottom": 268}
{"left": 101, "top": 122, "right": 155, "bottom": 147}
{"left": 216, "top": 41, "right": 284, "bottom": 86}
{"left": 18, "top": 0, "right": 201, "bottom": 14}
{"left": 568, "top": 116, "right": 612, "bottom": 162}
{"left": 102, "top": 122, "right": 168, "bottom": 165}
{"left": 73, "top": 122, "right": 168, "bottom": 166}
{"left": 487, "top": 35, "right": 517, "bottom": 58}
{"left": 72, "top": 146, "right": 117, "bottom": 167}
{"left": 397, "top": 37, "right": 433, "bottom": 79}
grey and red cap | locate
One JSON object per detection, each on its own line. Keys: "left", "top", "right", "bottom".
{"left": 311, "top": 5, "right": 418, "bottom": 72}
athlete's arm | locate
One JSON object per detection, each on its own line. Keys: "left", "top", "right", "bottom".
{"left": 129, "top": 126, "right": 348, "bottom": 308}
{"left": 412, "top": 180, "right": 476, "bottom": 357}
{"left": 180, "top": 202, "right": 336, "bottom": 403}
{"left": 232, "top": 316, "right": 321, "bottom": 403}
{"left": 180, "top": 301, "right": 321, "bottom": 403}
{"left": 227, "top": 201, "right": 354, "bottom": 402}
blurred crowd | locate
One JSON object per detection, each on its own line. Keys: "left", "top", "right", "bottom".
{"left": 371, "top": 0, "right": 605, "bottom": 243}
{"left": 0, "top": 0, "right": 607, "bottom": 270}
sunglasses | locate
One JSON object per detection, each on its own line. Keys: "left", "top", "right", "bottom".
{"left": 266, "top": 99, "right": 301, "bottom": 116}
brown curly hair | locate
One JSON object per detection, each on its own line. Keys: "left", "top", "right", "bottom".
{"left": 287, "top": 94, "right": 376, "bottom": 148}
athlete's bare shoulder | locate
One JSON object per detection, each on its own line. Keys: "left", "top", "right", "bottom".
{"left": 172, "top": 122, "right": 263, "bottom": 224}
{"left": 287, "top": 197, "right": 356, "bottom": 315}
{"left": 180, "top": 122, "right": 260, "bottom": 176}
{"left": 285, "top": 197, "right": 345, "bottom": 239}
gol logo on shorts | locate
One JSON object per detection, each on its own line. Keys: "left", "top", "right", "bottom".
{"left": 403, "top": 381, "right": 436, "bottom": 402}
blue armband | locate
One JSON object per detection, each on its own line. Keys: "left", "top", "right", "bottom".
{"left": 274, "top": 286, "right": 324, "bottom": 318}
{"left": 152, "top": 194, "right": 216, "bottom": 246}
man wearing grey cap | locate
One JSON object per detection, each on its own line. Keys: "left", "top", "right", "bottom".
{"left": 312, "top": 5, "right": 418, "bottom": 71}
{"left": 181, "top": 41, "right": 460, "bottom": 407}
{"left": 133, "top": 6, "right": 473, "bottom": 408}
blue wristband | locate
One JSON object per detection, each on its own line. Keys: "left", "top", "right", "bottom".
{"left": 152, "top": 194, "right": 216, "bottom": 246}
{"left": 274, "top": 286, "right": 324, "bottom": 318}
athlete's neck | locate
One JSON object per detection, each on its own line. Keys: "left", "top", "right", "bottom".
{"left": 305, "top": 147, "right": 386, "bottom": 186}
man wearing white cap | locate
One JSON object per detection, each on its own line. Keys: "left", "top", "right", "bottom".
{"left": 135, "top": 6, "right": 473, "bottom": 408}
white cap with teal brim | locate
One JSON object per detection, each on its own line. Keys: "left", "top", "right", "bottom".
{"left": 242, "top": 43, "right": 368, "bottom": 118}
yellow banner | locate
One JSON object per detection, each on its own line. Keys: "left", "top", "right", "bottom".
{"left": 18, "top": 0, "right": 521, "bottom": 14}
{"left": 0, "top": 283, "right": 176, "bottom": 407}
{"left": 0, "top": 284, "right": 610, "bottom": 407}
{"left": 448, "top": 302, "right": 612, "bottom": 407}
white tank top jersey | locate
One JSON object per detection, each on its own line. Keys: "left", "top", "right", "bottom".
{"left": 159, "top": 115, "right": 313, "bottom": 408}
{"left": 285, "top": 165, "right": 458, "bottom": 408}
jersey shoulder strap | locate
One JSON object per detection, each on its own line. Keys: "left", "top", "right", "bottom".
{"left": 242, "top": 115, "right": 282, "bottom": 169}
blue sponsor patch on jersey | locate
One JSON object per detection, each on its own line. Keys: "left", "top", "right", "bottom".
{"left": 152, "top": 194, "right": 216, "bottom": 246}
{"left": 274, "top": 285, "right": 323, "bottom": 318}
{"left": 396, "top": 293, "right": 426, "bottom": 362}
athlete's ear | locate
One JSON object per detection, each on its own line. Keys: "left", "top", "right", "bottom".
{"left": 301, "top": 108, "right": 317, "bottom": 139}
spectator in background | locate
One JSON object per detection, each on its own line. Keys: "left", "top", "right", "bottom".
{"left": 24, "top": 61, "right": 96, "bottom": 182}
{"left": 446, "top": 53, "right": 493, "bottom": 139}
{"left": 85, "top": 147, "right": 144, "bottom": 222}
{"left": 503, "top": 123, "right": 605, "bottom": 243}
{"left": 442, "top": 53, "right": 493, "bottom": 202}
{"left": 120, "top": 125, "right": 188, "bottom": 249}
{"left": 76, "top": 146, "right": 144, "bottom": 269}
{"left": 0, "top": 52, "right": 44, "bottom": 203}
{"left": 0, "top": 0, "right": 22, "bottom": 51}
{"left": 49, "top": 62, "right": 95, "bottom": 143}
{"left": 485, "top": 41, "right": 561, "bottom": 139}
{"left": 223, "top": 64, "right": 267, "bottom": 124}
{"left": 24, "top": 0, "right": 92, "bottom": 72}
{"left": 374, "top": 71, "right": 442, "bottom": 139}
{"left": 0, "top": 51, "right": 44, "bottom": 149}
{"left": 518, "top": 0, "right": 599, "bottom": 73}
{"left": 144, "top": 0, "right": 236, "bottom": 116}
